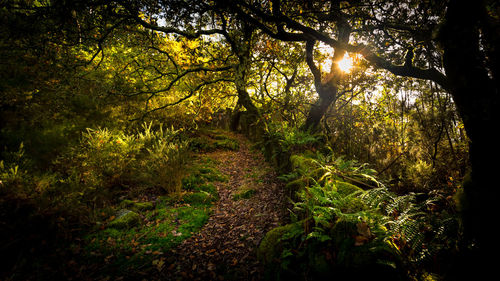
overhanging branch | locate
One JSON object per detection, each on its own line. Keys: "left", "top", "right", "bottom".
{"left": 227, "top": 0, "right": 450, "bottom": 91}
{"left": 132, "top": 77, "right": 234, "bottom": 120}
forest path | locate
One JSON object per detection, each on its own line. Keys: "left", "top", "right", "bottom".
{"left": 159, "top": 132, "right": 289, "bottom": 281}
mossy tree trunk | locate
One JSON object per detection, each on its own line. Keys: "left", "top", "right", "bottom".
{"left": 227, "top": 21, "right": 262, "bottom": 136}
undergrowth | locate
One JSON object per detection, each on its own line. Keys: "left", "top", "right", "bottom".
{"left": 79, "top": 155, "right": 226, "bottom": 278}
{"left": 259, "top": 148, "right": 460, "bottom": 281}
{"left": 256, "top": 124, "right": 322, "bottom": 173}
{"left": 0, "top": 125, "right": 234, "bottom": 280}
{"left": 189, "top": 128, "right": 240, "bottom": 152}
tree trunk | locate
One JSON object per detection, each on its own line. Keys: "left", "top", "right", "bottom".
{"left": 230, "top": 22, "right": 260, "bottom": 133}
{"left": 439, "top": 0, "right": 500, "bottom": 279}
{"left": 303, "top": 83, "right": 337, "bottom": 131}
{"left": 302, "top": 4, "right": 350, "bottom": 132}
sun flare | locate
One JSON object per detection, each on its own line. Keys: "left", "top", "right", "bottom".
{"left": 336, "top": 54, "right": 354, "bottom": 73}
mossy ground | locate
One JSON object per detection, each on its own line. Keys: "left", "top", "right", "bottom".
{"left": 189, "top": 129, "right": 240, "bottom": 152}
{"left": 80, "top": 155, "right": 226, "bottom": 276}
{"left": 2, "top": 130, "right": 289, "bottom": 281}
{"left": 232, "top": 184, "right": 257, "bottom": 200}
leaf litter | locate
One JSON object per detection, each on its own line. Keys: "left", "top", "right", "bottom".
{"left": 154, "top": 133, "right": 290, "bottom": 280}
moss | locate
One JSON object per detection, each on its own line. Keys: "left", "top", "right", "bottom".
{"left": 232, "top": 188, "right": 256, "bottom": 200}
{"left": 198, "top": 167, "right": 215, "bottom": 174}
{"left": 213, "top": 134, "right": 230, "bottom": 140}
{"left": 182, "top": 174, "right": 204, "bottom": 190}
{"left": 341, "top": 197, "right": 367, "bottom": 213}
{"left": 285, "top": 178, "right": 308, "bottom": 193}
{"left": 257, "top": 221, "right": 304, "bottom": 265}
{"left": 80, "top": 152, "right": 226, "bottom": 277}
{"left": 189, "top": 136, "right": 217, "bottom": 152}
{"left": 329, "top": 218, "right": 358, "bottom": 247}
{"left": 335, "top": 180, "right": 363, "bottom": 196}
{"left": 335, "top": 241, "right": 403, "bottom": 280}
{"left": 309, "top": 167, "right": 327, "bottom": 180}
{"left": 182, "top": 191, "right": 215, "bottom": 205}
{"left": 232, "top": 183, "right": 257, "bottom": 200}
{"left": 214, "top": 139, "right": 239, "bottom": 151}
{"left": 119, "top": 199, "right": 154, "bottom": 212}
{"left": 196, "top": 183, "right": 217, "bottom": 196}
{"left": 176, "top": 207, "right": 210, "bottom": 234}
{"left": 107, "top": 209, "right": 141, "bottom": 229}
{"left": 326, "top": 218, "right": 405, "bottom": 280}
{"left": 200, "top": 170, "right": 227, "bottom": 183}
{"left": 189, "top": 130, "right": 240, "bottom": 152}
{"left": 182, "top": 159, "right": 227, "bottom": 193}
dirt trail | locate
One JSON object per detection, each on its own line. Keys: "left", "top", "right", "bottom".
{"left": 159, "top": 133, "right": 289, "bottom": 281}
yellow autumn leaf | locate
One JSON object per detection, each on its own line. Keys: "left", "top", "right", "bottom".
{"left": 185, "top": 40, "right": 199, "bottom": 49}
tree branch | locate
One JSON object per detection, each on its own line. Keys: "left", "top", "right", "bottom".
{"left": 227, "top": 0, "right": 450, "bottom": 91}
{"left": 305, "top": 40, "right": 322, "bottom": 88}
{"left": 359, "top": 48, "right": 450, "bottom": 90}
{"left": 133, "top": 77, "right": 233, "bottom": 120}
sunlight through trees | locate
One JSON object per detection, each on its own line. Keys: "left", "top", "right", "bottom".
{"left": 1, "top": 0, "right": 498, "bottom": 280}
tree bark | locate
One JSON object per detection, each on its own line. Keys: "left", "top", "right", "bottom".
{"left": 302, "top": 4, "right": 351, "bottom": 132}
{"left": 303, "top": 83, "right": 337, "bottom": 131}
{"left": 231, "top": 22, "right": 260, "bottom": 123}
{"left": 438, "top": 0, "right": 500, "bottom": 280}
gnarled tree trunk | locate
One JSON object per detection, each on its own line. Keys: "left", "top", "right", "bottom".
{"left": 227, "top": 21, "right": 262, "bottom": 138}
{"left": 303, "top": 83, "right": 337, "bottom": 131}
{"left": 302, "top": 4, "right": 351, "bottom": 132}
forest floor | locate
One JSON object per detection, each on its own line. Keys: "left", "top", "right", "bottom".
{"left": 152, "top": 132, "right": 290, "bottom": 280}
{"left": 2, "top": 131, "right": 290, "bottom": 281}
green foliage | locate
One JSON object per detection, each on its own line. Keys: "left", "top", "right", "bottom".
{"left": 326, "top": 77, "right": 468, "bottom": 194}
{"left": 80, "top": 155, "right": 224, "bottom": 275}
{"left": 214, "top": 138, "right": 240, "bottom": 151}
{"left": 0, "top": 1, "right": 470, "bottom": 279}
{"left": 257, "top": 124, "right": 322, "bottom": 174}
{"left": 0, "top": 143, "right": 28, "bottom": 191}
{"left": 260, "top": 152, "right": 460, "bottom": 280}
{"left": 83, "top": 198, "right": 211, "bottom": 274}
{"left": 0, "top": 122, "right": 190, "bottom": 230}
{"left": 182, "top": 191, "right": 216, "bottom": 205}
{"left": 119, "top": 199, "right": 155, "bottom": 212}
{"left": 263, "top": 123, "right": 321, "bottom": 153}
{"left": 286, "top": 153, "right": 383, "bottom": 191}
{"left": 189, "top": 129, "right": 240, "bottom": 152}
{"left": 180, "top": 162, "right": 222, "bottom": 205}
{"left": 59, "top": 122, "right": 189, "bottom": 201}
{"left": 361, "top": 187, "right": 460, "bottom": 268}
{"left": 182, "top": 158, "right": 227, "bottom": 193}
{"left": 257, "top": 220, "right": 305, "bottom": 268}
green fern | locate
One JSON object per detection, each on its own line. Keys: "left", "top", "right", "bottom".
{"left": 269, "top": 151, "right": 459, "bottom": 279}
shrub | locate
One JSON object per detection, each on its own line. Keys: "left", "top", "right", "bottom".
{"left": 67, "top": 122, "right": 188, "bottom": 196}
{"left": 260, "top": 152, "right": 460, "bottom": 280}
{"left": 0, "top": 143, "right": 31, "bottom": 194}
{"left": 188, "top": 129, "right": 240, "bottom": 152}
